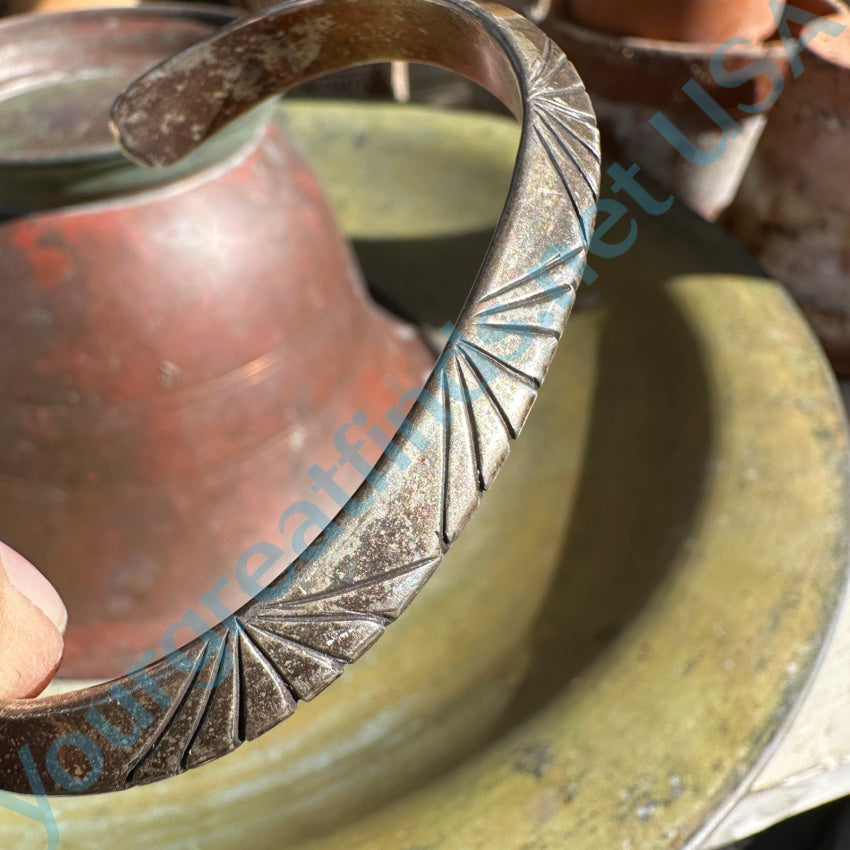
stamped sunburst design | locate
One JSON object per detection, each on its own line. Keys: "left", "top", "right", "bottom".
{"left": 121, "top": 552, "right": 444, "bottom": 786}
{"left": 0, "top": 0, "right": 600, "bottom": 795}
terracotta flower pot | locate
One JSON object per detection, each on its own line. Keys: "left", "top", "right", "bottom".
{"left": 545, "top": 0, "right": 847, "bottom": 220}
{"left": 544, "top": 12, "right": 791, "bottom": 219}
{"left": 562, "top": 0, "right": 778, "bottom": 44}
{"left": 0, "top": 6, "right": 433, "bottom": 679}
{"left": 725, "top": 3, "right": 850, "bottom": 374}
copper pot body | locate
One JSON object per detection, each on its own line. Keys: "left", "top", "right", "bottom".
{"left": 0, "top": 7, "right": 433, "bottom": 677}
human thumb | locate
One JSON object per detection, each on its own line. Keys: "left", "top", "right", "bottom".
{"left": 0, "top": 542, "right": 66, "bottom": 699}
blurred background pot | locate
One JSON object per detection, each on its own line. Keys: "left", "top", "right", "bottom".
{"left": 0, "top": 5, "right": 433, "bottom": 679}
{"left": 544, "top": 10, "right": 791, "bottom": 220}
{"left": 724, "top": 4, "right": 850, "bottom": 375}
{"left": 561, "top": 0, "right": 778, "bottom": 44}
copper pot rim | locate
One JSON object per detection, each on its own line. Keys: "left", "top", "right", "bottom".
{"left": 0, "top": 3, "right": 239, "bottom": 166}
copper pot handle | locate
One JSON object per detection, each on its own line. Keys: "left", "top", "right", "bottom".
{"left": 0, "top": 0, "right": 599, "bottom": 794}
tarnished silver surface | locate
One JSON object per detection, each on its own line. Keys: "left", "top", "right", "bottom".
{"left": 0, "top": 0, "right": 599, "bottom": 794}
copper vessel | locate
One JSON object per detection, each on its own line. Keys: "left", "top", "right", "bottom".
{"left": 0, "top": 6, "right": 433, "bottom": 678}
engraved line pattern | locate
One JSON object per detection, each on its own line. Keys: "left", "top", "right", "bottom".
{"left": 431, "top": 28, "right": 598, "bottom": 558}
{"left": 534, "top": 124, "right": 591, "bottom": 244}
{"left": 476, "top": 250, "right": 581, "bottom": 306}
{"left": 453, "top": 344, "right": 517, "bottom": 441}
{"left": 474, "top": 281, "right": 576, "bottom": 316}
{"left": 537, "top": 110, "right": 597, "bottom": 195}
{"left": 15, "top": 10, "right": 601, "bottom": 797}
{"left": 457, "top": 338, "right": 541, "bottom": 390}
{"left": 124, "top": 641, "right": 209, "bottom": 786}
{"left": 121, "top": 556, "right": 442, "bottom": 786}
{"left": 120, "top": 39, "right": 596, "bottom": 788}
{"left": 536, "top": 103, "right": 601, "bottom": 164}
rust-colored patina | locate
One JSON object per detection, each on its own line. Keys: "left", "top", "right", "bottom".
{"left": 0, "top": 6, "right": 433, "bottom": 678}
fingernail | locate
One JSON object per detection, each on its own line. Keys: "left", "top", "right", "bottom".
{"left": 0, "top": 542, "right": 67, "bottom": 635}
